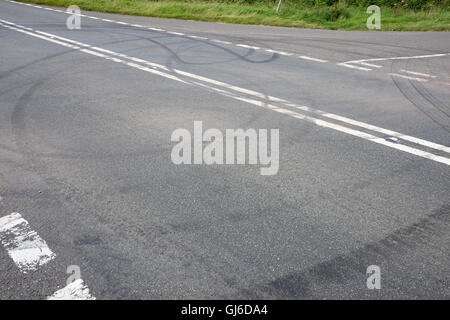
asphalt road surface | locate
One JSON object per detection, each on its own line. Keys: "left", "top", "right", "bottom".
{"left": 0, "top": 0, "right": 449, "bottom": 299}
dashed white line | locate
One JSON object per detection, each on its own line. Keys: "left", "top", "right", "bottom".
{"left": 48, "top": 279, "right": 96, "bottom": 300}
{"left": 0, "top": 212, "right": 56, "bottom": 273}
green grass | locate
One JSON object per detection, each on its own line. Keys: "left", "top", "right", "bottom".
{"left": 14, "top": 0, "right": 450, "bottom": 31}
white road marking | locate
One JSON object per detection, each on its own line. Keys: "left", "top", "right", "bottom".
{"left": 173, "top": 68, "right": 286, "bottom": 103}
{"left": 188, "top": 35, "right": 207, "bottom": 40}
{"left": 0, "top": 212, "right": 56, "bottom": 273}
{"left": 47, "top": 279, "right": 95, "bottom": 300}
{"left": 389, "top": 73, "right": 429, "bottom": 82}
{"left": 236, "top": 44, "right": 260, "bottom": 50}
{"left": 289, "top": 104, "right": 450, "bottom": 154}
{"left": 265, "top": 49, "right": 293, "bottom": 56}
{"left": 337, "top": 63, "right": 371, "bottom": 71}
{"left": 1, "top": 19, "right": 449, "bottom": 166}
{"left": 0, "top": 21, "right": 185, "bottom": 81}
{"left": 3, "top": 0, "right": 326, "bottom": 66}
{"left": 399, "top": 69, "right": 437, "bottom": 78}
{"left": 298, "top": 55, "right": 328, "bottom": 63}
{"left": 192, "top": 81, "right": 450, "bottom": 166}
{"left": 346, "top": 53, "right": 450, "bottom": 64}
{"left": 387, "top": 137, "right": 400, "bottom": 143}
{"left": 167, "top": 31, "right": 184, "bottom": 36}
{"left": 211, "top": 39, "right": 232, "bottom": 45}
{"left": 358, "top": 62, "right": 382, "bottom": 68}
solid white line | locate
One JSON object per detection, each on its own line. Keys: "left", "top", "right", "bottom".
{"left": 389, "top": 73, "right": 428, "bottom": 82}
{"left": 399, "top": 69, "right": 437, "bottom": 78}
{"left": 337, "top": 63, "right": 371, "bottom": 71}
{"left": 236, "top": 44, "right": 260, "bottom": 50}
{"left": 2, "top": 19, "right": 448, "bottom": 165}
{"left": 47, "top": 279, "right": 95, "bottom": 300}
{"left": 298, "top": 56, "right": 328, "bottom": 63}
{"left": 0, "top": 212, "right": 56, "bottom": 273}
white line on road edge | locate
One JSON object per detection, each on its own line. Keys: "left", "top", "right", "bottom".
{"left": 389, "top": 73, "right": 429, "bottom": 82}
{"left": 1, "top": 19, "right": 449, "bottom": 165}
{"left": 47, "top": 279, "right": 96, "bottom": 300}
{"left": 399, "top": 69, "right": 437, "bottom": 78}
{"left": 0, "top": 212, "right": 56, "bottom": 273}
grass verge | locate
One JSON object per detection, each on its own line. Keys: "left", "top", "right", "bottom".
{"left": 11, "top": 0, "right": 450, "bottom": 31}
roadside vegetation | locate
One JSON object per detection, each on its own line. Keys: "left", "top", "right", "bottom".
{"left": 14, "top": 0, "right": 450, "bottom": 30}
